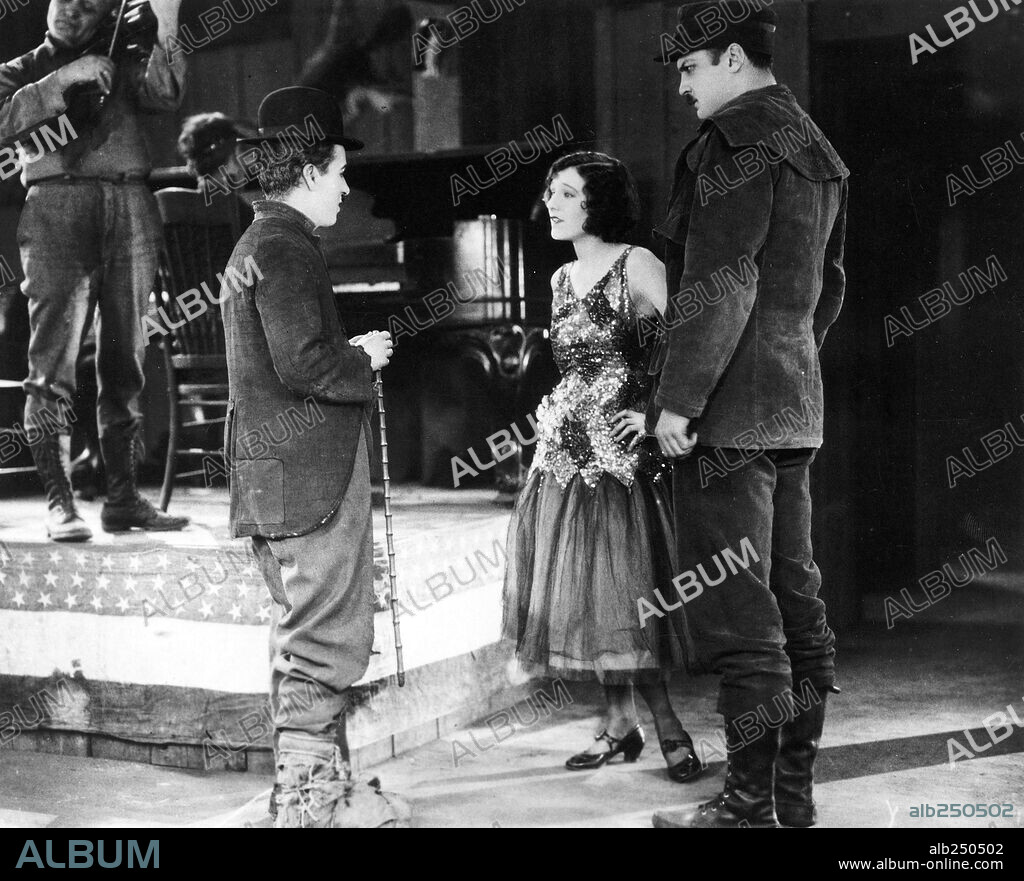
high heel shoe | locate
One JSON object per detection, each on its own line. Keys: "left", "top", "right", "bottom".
{"left": 566, "top": 724, "right": 645, "bottom": 770}
{"left": 661, "top": 732, "right": 704, "bottom": 783}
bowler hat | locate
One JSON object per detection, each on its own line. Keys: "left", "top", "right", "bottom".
{"left": 655, "top": 1, "right": 778, "bottom": 64}
{"left": 238, "top": 87, "right": 364, "bottom": 151}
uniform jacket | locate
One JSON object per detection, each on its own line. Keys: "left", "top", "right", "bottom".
{"left": 653, "top": 84, "right": 849, "bottom": 448}
{"left": 222, "top": 200, "right": 374, "bottom": 539}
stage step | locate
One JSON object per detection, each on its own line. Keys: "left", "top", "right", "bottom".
{"left": 0, "top": 486, "right": 524, "bottom": 773}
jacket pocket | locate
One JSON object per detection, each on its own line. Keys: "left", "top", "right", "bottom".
{"left": 236, "top": 458, "right": 285, "bottom": 525}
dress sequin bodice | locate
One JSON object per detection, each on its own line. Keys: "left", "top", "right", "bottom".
{"left": 531, "top": 247, "right": 661, "bottom": 489}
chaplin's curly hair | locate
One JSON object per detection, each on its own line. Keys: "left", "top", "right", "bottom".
{"left": 257, "top": 141, "right": 337, "bottom": 199}
{"left": 539, "top": 151, "right": 640, "bottom": 243}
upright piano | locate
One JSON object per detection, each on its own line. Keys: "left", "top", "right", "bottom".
{"left": 324, "top": 143, "right": 574, "bottom": 489}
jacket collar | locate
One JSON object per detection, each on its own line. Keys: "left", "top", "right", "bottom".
{"left": 703, "top": 84, "right": 796, "bottom": 134}
{"left": 41, "top": 33, "right": 76, "bottom": 60}
{"left": 692, "top": 84, "right": 849, "bottom": 181}
{"left": 253, "top": 200, "right": 320, "bottom": 243}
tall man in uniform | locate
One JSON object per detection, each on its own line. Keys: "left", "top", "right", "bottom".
{"left": 650, "top": 2, "right": 849, "bottom": 828}
{"left": 221, "top": 87, "right": 405, "bottom": 828}
{"left": 0, "top": 0, "right": 190, "bottom": 540}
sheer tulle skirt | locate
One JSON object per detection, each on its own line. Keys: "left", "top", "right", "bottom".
{"left": 502, "top": 469, "right": 693, "bottom": 684}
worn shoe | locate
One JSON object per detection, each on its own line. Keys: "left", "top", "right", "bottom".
{"left": 274, "top": 747, "right": 410, "bottom": 828}
{"left": 334, "top": 772, "right": 411, "bottom": 829}
{"left": 101, "top": 496, "right": 190, "bottom": 532}
{"left": 46, "top": 504, "right": 93, "bottom": 542}
{"left": 29, "top": 434, "right": 92, "bottom": 543}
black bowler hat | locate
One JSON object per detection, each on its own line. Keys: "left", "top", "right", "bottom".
{"left": 655, "top": 1, "right": 778, "bottom": 64}
{"left": 238, "top": 87, "right": 364, "bottom": 151}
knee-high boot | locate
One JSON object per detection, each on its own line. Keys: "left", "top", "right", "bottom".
{"left": 100, "top": 429, "right": 189, "bottom": 531}
{"left": 775, "top": 684, "right": 837, "bottom": 827}
{"left": 29, "top": 433, "right": 92, "bottom": 542}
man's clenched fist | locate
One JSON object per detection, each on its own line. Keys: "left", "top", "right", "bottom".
{"left": 654, "top": 408, "right": 698, "bottom": 458}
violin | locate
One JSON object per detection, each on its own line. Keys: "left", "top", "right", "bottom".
{"left": 63, "top": 0, "right": 159, "bottom": 138}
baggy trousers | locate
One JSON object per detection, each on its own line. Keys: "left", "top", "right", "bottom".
{"left": 673, "top": 447, "right": 836, "bottom": 721}
{"left": 251, "top": 435, "right": 375, "bottom": 750}
{"left": 18, "top": 181, "right": 161, "bottom": 437}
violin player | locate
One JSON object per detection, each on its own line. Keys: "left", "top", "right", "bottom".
{"left": 0, "top": 0, "right": 190, "bottom": 541}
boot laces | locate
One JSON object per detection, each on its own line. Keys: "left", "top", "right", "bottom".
{"left": 37, "top": 440, "right": 78, "bottom": 516}
{"left": 288, "top": 747, "right": 351, "bottom": 828}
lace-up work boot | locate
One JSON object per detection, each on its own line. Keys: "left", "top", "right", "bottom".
{"left": 274, "top": 735, "right": 410, "bottom": 829}
{"left": 275, "top": 750, "right": 354, "bottom": 829}
{"left": 100, "top": 430, "right": 189, "bottom": 532}
{"left": 29, "top": 434, "right": 92, "bottom": 542}
{"left": 653, "top": 720, "right": 781, "bottom": 828}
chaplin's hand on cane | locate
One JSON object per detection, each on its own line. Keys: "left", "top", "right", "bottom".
{"left": 354, "top": 330, "right": 393, "bottom": 371}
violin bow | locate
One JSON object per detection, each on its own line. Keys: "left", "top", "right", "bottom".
{"left": 106, "top": 0, "right": 131, "bottom": 58}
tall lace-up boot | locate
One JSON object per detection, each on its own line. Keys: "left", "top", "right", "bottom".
{"left": 29, "top": 433, "right": 92, "bottom": 542}
{"left": 100, "top": 429, "right": 189, "bottom": 532}
{"left": 653, "top": 720, "right": 781, "bottom": 828}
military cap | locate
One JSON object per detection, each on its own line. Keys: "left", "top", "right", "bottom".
{"left": 655, "top": 1, "right": 778, "bottom": 64}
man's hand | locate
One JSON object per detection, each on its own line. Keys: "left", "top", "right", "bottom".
{"left": 149, "top": 0, "right": 183, "bottom": 44}
{"left": 654, "top": 408, "right": 698, "bottom": 458}
{"left": 355, "top": 330, "right": 393, "bottom": 371}
{"left": 57, "top": 55, "right": 116, "bottom": 94}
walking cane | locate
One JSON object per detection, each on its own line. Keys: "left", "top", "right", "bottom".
{"left": 374, "top": 371, "right": 406, "bottom": 687}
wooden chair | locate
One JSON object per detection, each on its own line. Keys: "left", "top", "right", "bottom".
{"left": 154, "top": 188, "right": 246, "bottom": 510}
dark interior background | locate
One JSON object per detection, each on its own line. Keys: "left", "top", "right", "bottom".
{"left": 2, "top": 0, "right": 1022, "bottom": 630}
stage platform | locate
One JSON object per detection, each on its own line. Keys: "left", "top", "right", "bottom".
{"left": 0, "top": 485, "right": 526, "bottom": 774}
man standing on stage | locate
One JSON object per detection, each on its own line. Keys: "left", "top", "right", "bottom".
{"left": 0, "top": 0, "right": 190, "bottom": 541}
{"left": 650, "top": 2, "right": 848, "bottom": 828}
{"left": 221, "top": 87, "right": 404, "bottom": 828}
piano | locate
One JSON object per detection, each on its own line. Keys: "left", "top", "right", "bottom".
{"left": 319, "top": 143, "right": 575, "bottom": 489}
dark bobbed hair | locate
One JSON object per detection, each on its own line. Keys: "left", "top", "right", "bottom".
{"left": 257, "top": 141, "right": 337, "bottom": 199}
{"left": 539, "top": 151, "right": 640, "bottom": 243}
{"left": 177, "top": 112, "right": 244, "bottom": 178}
{"left": 707, "top": 40, "right": 774, "bottom": 73}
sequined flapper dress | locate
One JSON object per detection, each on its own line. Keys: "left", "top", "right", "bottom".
{"left": 502, "top": 247, "right": 691, "bottom": 683}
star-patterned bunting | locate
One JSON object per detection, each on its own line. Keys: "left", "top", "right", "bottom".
{"left": 0, "top": 544, "right": 295, "bottom": 627}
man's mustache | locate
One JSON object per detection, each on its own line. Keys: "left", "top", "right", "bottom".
{"left": 684, "top": 94, "right": 698, "bottom": 107}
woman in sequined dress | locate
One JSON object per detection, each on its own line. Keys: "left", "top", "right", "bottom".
{"left": 502, "top": 152, "right": 702, "bottom": 783}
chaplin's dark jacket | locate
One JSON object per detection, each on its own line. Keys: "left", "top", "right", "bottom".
{"left": 221, "top": 200, "right": 374, "bottom": 539}
{"left": 653, "top": 84, "right": 849, "bottom": 448}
